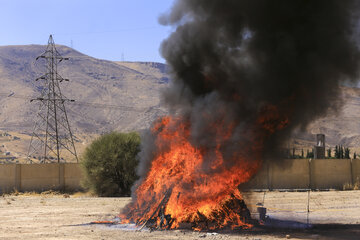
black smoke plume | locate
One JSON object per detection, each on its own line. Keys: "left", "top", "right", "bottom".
{"left": 138, "top": 0, "right": 360, "bottom": 182}
{"left": 121, "top": 1, "right": 360, "bottom": 226}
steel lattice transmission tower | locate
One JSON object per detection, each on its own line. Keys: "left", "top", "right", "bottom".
{"left": 27, "top": 35, "right": 78, "bottom": 163}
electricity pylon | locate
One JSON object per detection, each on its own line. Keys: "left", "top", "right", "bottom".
{"left": 27, "top": 35, "right": 78, "bottom": 163}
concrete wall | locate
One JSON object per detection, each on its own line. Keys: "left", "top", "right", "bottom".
{"left": 352, "top": 159, "right": 360, "bottom": 184}
{"left": 310, "top": 159, "right": 352, "bottom": 189}
{"left": 0, "top": 164, "right": 16, "bottom": 193}
{"left": 0, "top": 163, "right": 83, "bottom": 193}
{"left": 244, "top": 159, "right": 360, "bottom": 190}
{"left": 21, "top": 164, "right": 62, "bottom": 192}
{"left": 270, "top": 159, "right": 310, "bottom": 189}
{"left": 64, "top": 163, "right": 83, "bottom": 190}
{"left": 1, "top": 159, "right": 360, "bottom": 193}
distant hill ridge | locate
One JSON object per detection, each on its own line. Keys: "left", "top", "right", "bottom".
{"left": 0, "top": 45, "right": 169, "bottom": 134}
{"left": 1, "top": 45, "right": 360, "bottom": 150}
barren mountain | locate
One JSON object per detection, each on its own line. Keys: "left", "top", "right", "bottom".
{"left": 295, "top": 86, "right": 360, "bottom": 151}
{"left": 0, "top": 44, "right": 360, "bottom": 153}
{"left": 0, "top": 45, "right": 169, "bottom": 135}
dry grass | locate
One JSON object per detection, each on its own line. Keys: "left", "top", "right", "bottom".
{"left": 343, "top": 177, "right": 360, "bottom": 190}
{"left": 2, "top": 189, "right": 95, "bottom": 198}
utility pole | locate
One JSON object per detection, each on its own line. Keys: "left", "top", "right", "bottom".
{"left": 27, "top": 35, "right": 78, "bottom": 163}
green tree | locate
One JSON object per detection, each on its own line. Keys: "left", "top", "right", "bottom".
{"left": 308, "top": 150, "right": 314, "bottom": 158}
{"left": 327, "top": 148, "right": 332, "bottom": 158}
{"left": 340, "top": 145, "right": 344, "bottom": 159}
{"left": 301, "top": 149, "right": 304, "bottom": 158}
{"left": 334, "top": 145, "right": 339, "bottom": 159}
{"left": 81, "top": 132, "right": 140, "bottom": 197}
{"left": 345, "top": 147, "right": 350, "bottom": 159}
{"left": 292, "top": 147, "right": 295, "bottom": 159}
{"left": 306, "top": 149, "right": 314, "bottom": 158}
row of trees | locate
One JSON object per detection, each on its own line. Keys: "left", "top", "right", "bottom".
{"left": 289, "top": 145, "right": 357, "bottom": 159}
{"left": 329, "top": 145, "right": 355, "bottom": 159}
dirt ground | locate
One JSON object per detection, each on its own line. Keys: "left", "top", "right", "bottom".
{"left": 0, "top": 191, "right": 360, "bottom": 240}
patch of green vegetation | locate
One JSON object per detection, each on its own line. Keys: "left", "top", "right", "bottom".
{"left": 81, "top": 132, "right": 140, "bottom": 197}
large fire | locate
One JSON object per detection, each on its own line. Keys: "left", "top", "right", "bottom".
{"left": 118, "top": 0, "right": 360, "bottom": 231}
{"left": 120, "top": 105, "right": 288, "bottom": 230}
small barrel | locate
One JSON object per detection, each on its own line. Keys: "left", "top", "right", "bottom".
{"left": 257, "top": 207, "right": 267, "bottom": 222}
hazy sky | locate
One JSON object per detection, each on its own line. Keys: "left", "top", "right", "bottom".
{"left": 0, "top": 0, "right": 174, "bottom": 62}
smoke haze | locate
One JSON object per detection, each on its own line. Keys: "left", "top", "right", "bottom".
{"left": 121, "top": 2, "right": 360, "bottom": 227}
{"left": 138, "top": 0, "right": 360, "bottom": 180}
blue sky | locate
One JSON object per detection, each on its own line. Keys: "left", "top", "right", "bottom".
{"left": 0, "top": 0, "right": 175, "bottom": 62}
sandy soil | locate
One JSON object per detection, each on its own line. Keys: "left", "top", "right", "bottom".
{"left": 0, "top": 191, "right": 360, "bottom": 240}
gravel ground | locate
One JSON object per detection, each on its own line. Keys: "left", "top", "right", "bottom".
{"left": 0, "top": 191, "right": 359, "bottom": 240}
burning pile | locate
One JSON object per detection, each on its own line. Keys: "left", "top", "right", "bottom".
{"left": 121, "top": 0, "right": 360, "bottom": 231}
{"left": 120, "top": 110, "right": 288, "bottom": 230}
{"left": 121, "top": 116, "right": 266, "bottom": 230}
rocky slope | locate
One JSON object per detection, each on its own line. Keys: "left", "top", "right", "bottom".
{"left": 1, "top": 45, "right": 360, "bottom": 151}
{"left": 298, "top": 87, "right": 360, "bottom": 150}
{"left": 0, "top": 45, "right": 169, "bottom": 135}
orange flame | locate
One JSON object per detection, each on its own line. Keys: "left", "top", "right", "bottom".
{"left": 120, "top": 104, "right": 288, "bottom": 230}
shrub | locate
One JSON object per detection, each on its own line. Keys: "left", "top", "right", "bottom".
{"left": 81, "top": 132, "right": 140, "bottom": 197}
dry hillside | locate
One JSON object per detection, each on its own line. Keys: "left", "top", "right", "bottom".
{"left": 288, "top": 87, "right": 360, "bottom": 152}
{"left": 0, "top": 45, "right": 168, "bottom": 135}
{"left": 1, "top": 45, "right": 360, "bottom": 159}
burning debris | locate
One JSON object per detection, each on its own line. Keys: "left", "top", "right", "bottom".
{"left": 126, "top": 188, "right": 255, "bottom": 231}
{"left": 120, "top": 116, "right": 264, "bottom": 230}
{"left": 120, "top": 0, "right": 360, "bottom": 231}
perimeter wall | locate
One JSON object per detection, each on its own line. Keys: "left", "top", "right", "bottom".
{"left": 1, "top": 159, "right": 360, "bottom": 193}
{"left": 243, "top": 159, "right": 360, "bottom": 190}
{"left": 0, "top": 163, "right": 82, "bottom": 193}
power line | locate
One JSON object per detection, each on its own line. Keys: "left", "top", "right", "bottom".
{"left": 53, "top": 26, "right": 162, "bottom": 36}
{"left": 72, "top": 101, "right": 147, "bottom": 112}
{"left": 0, "top": 92, "right": 157, "bottom": 112}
